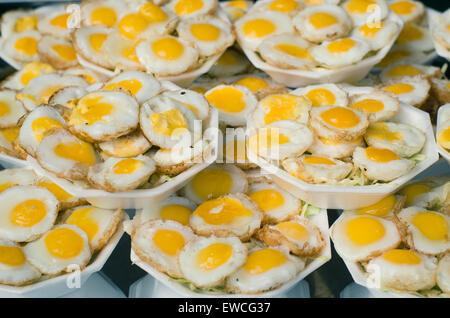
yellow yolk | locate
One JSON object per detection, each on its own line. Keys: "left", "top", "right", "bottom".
{"left": 346, "top": 216, "right": 386, "bottom": 245}
{"left": 242, "top": 19, "right": 276, "bottom": 38}
{"left": 359, "top": 22, "right": 383, "bottom": 38}
{"left": 15, "top": 15, "right": 38, "bottom": 32}
{"left": 31, "top": 117, "right": 63, "bottom": 143}
{"left": 152, "top": 38, "right": 184, "bottom": 60}
{"left": 390, "top": 1, "right": 416, "bottom": 15}
{"left": 139, "top": 2, "right": 168, "bottom": 22}
{"left": 160, "top": 205, "right": 192, "bottom": 226}
{"left": 357, "top": 194, "right": 396, "bottom": 217}
{"left": 351, "top": 99, "right": 384, "bottom": 113}
{"left": 80, "top": 73, "right": 96, "bottom": 84}
{"left": 249, "top": 189, "right": 285, "bottom": 211}
{"left": 54, "top": 141, "right": 96, "bottom": 165}
{"left": 306, "top": 89, "right": 336, "bottom": 108}
{"left": 191, "top": 87, "right": 207, "bottom": 94}
{"left": 262, "top": 94, "right": 300, "bottom": 124}
{"left": 206, "top": 87, "right": 246, "bottom": 113}
{"left": 0, "top": 183, "right": 14, "bottom": 193}
{"left": 150, "top": 109, "right": 187, "bottom": 136}
{"left": 50, "top": 14, "right": 69, "bottom": 29}
{"left": 320, "top": 107, "right": 360, "bottom": 129}
{"left": 108, "top": 140, "right": 140, "bottom": 157}
{"left": 1, "top": 127, "right": 19, "bottom": 143}
{"left": 378, "top": 50, "right": 410, "bottom": 67}
{"left": 0, "top": 102, "right": 10, "bottom": 117}
{"left": 104, "top": 79, "right": 143, "bottom": 96}
{"left": 112, "top": 158, "right": 143, "bottom": 174}
{"left": 38, "top": 85, "right": 63, "bottom": 103}
{"left": 305, "top": 0, "right": 323, "bottom": 4}
{"left": 227, "top": 0, "right": 248, "bottom": 10}
{"left": 190, "top": 23, "right": 220, "bottom": 41}
{"left": 194, "top": 197, "right": 253, "bottom": 225}
{"left": 91, "top": 7, "right": 117, "bottom": 27}
{"left": 152, "top": 229, "right": 185, "bottom": 256}
{"left": 244, "top": 249, "right": 287, "bottom": 274}
{"left": 268, "top": 0, "right": 298, "bottom": 12}
{"left": 44, "top": 228, "right": 84, "bottom": 259}
{"left": 346, "top": 0, "right": 376, "bottom": 14}
{"left": 14, "top": 37, "right": 37, "bottom": 55}
{"left": 387, "top": 65, "right": 423, "bottom": 78}
{"left": 400, "top": 183, "right": 430, "bottom": 205}
{"left": 328, "top": 38, "right": 356, "bottom": 53}
{"left": 309, "top": 12, "right": 337, "bottom": 29}
{"left": 397, "top": 24, "right": 423, "bottom": 44}
{"left": 0, "top": 245, "right": 26, "bottom": 266}
{"left": 217, "top": 50, "right": 238, "bottom": 66}
{"left": 276, "top": 222, "right": 309, "bottom": 241}
{"left": 365, "top": 122, "right": 403, "bottom": 142}
{"left": 174, "top": 0, "right": 204, "bottom": 16}
{"left": 275, "top": 43, "right": 311, "bottom": 59}
{"left": 52, "top": 44, "right": 76, "bottom": 61}
{"left": 10, "top": 199, "right": 46, "bottom": 227}
{"left": 235, "top": 77, "right": 268, "bottom": 92}
{"left": 37, "top": 181, "right": 73, "bottom": 201}
{"left": 413, "top": 212, "right": 448, "bottom": 241}
{"left": 365, "top": 146, "right": 400, "bottom": 162}
{"left": 70, "top": 95, "right": 114, "bottom": 126}
{"left": 197, "top": 243, "right": 232, "bottom": 271}
{"left": 224, "top": 139, "right": 248, "bottom": 162}
{"left": 446, "top": 24, "right": 450, "bottom": 33}
{"left": 89, "top": 33, "right": 107, "bottom": 53}
{"left": 383, "top": 249, "right": 421, "bottom": 265}
{"left": 119, "top": 13, "right": 148, "bottom": 39}
{"left": 121, "top": 41, "right": 141, "bottom": 63}
{"left": 437, "top": 126, "right": 450, "bottom": 149}
{"left": 303, "top": 156, "right": 336, "bottom": 165}
{"left": 248, "top": 129, "right": 290, "bottom": 151}
{"left": 192, "top": 169, "right": 232, "bottom": 200}
{"left": 19, "top": 62, "right": 54, "bottom": 86}
{"left": 383, "top": 83, "right": 414, "bottom": 95}
{"left": 66, "top": 207, "right": 99, "bottom": 242}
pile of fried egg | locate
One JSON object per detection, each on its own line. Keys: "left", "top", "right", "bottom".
{"left": 331, "top": 176, "right": 450, "bottom": 296}
{"left": 234, "top": 0, "right": 401, "bottom": 70}
{"left": 0, "top": 168, "right": 123, "bottom": 286}
{"left": 437, "top": 105, "right": 450, "bottom": 156}
{"left": 126, "top": 163, "right": 327, "bottom": 294}
{"left": 431, "top": 8, "right": 450, "bottom": 56}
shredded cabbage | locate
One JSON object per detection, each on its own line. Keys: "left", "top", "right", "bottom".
{"left": 300, "top": 202, "right": 321, "bottom": 218}
{"left": 168, "top": 277, "right": 228, "bottom": 294}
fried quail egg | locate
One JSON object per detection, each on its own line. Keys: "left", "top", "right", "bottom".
{"left": 352, "top": 20, "right": 400, "bottom": 50}
{"left": 250, "top": 93, "right": 311, "bottom": 128}
{"left": 389, "top": 0, "right": 425, "bottom": 24}
{"left": 0, "top": 169, "right": 36, "bottom": 194}
{"left": 1, "top": 10, "right": 38, "bottom": 38}
{"left": 304, "top": 0, "right": 342, "bottom": 5}
{"left": 380, "top": 64, "right": 441, "bottom": 82}
{"left": 179, "top": 235, "right": 247, "bottom": 287}
{"left": 64, "top": 67, "right": 107, "bottom": 85}
{"left": 247, "top": 181, "right": 302, "bottom": 223}
{"left": 411, "top": 182, "right": 450, "bottom": 214}
{"left": 0, "top": 239, "right": 41, "bottom": 286}
{"left": 381, "top": 76, "right": 430, "bottom": 108}
{"left": 2, "top": 30, "right": 41, "bottom": 63}
{"left": 36, "top": 128, "right": 100, "bottom": 180}
{"left": 353, "top": 146, "right": 415, "bottom": 181}
{"left": 399, "top": 181, "right": 438, "bottom": 207}
{"left": 36, "top": 177, "right": 85, "bottom": 210}
{"left": 161, "top": 89, "right": 210, "bottom": 120}
{"left": 310, "top": 37, "right": 371, "bottom": 68}
{"left": 364, "top": 121, "right": 426, "bottom": 157}
{"left": 68, "top": 91, "right": 139, "bottom": 142}
{"left": 365, "top": 248, "right": 437, "bottom": 292}
{"left": 102, "top": 70, "right": 161, "bottom": 104}
{"left": 235, "top": 11, "right": 294, "bottom": 51}
{"left": 331, "top": 213, "right": 401, "bottom": 261}
{"left": 292, "top": 4, "right": 352, "bottom": 43}
{"left": 98, "top": 130, "right": 151, "bottom": 158}
{"left": 249, "top": 0, "right": 304, "bottom": 16}
{"left": 225, "top": 246, "right": 305, "bottom": 294}
{"left": 222, "top": 0, "right": 252, "bottom": 11}
{"left": 396, "top": 207, "right": 450, "bottom": 255}
{"left": 190, "top": 193, "right": 262, "bottom": 240}
{"left": 0, "top": 185, "right": 59, "bottom": 243}
{"left": 257, "top": 33, "right": 317, "bottom": 70}
{"left": 61, "top": 205, "right": 122, "bottom": 252}
{"left": 348, "top": 90, "right": 399, "bottom": 122}
{"left": 132, "top": 219, "right": 195, "bottom": 278}
{"left": 437, "top": 120, "right": 450, "bottom": 152}
{"left": 342, "top": 0, "right": 388, "bottom": 26}
{"left": 48, "top": 86, "right": 88, "bottom": 110}
{"left": 437, "top": 254, "right": 450, "bottom": 293}
{"left": 248, "top": 120, "right": 313, "bottom": 161}
{"left": 432, "top": 14, "right": 450, "bottom": 51}
{"left": 281, "top": 155, "right": 353, "bottom": 184}
{"left": 307, "top": 135, "right": 363, "bottom": 159}
{"left": 23, "top": 224, "right": 91, "bottom": 275}
{"left": 37, "top": 6, "right": 72, "bottom": 39}
{"left": 136, "top": 35, "right": 199, "bottom": 76}
{"left": 395, "top": 23, "right": 434, "bottom": 53}
{"left": 177, "top": 16, "right": 234, "bottom": 57}
{"left": 0, "top": 90, "right": 26, "bottom": 129}
{"left": 310, "top": 106, "right": 369, "bottom": 142}
{"left": 72, "top": 26, "right": 114, "bottom": 70}
{"left": 208, "top": 48, "right": 251, "bottom": 78}
{"left": 205, "top": 84, "right": 257, "bottom": 126}
{"left": 166, "top": 0, "right": 217, "bottom": 18}
{"left": 222, "top": 6, "right": 246, "bottom": 22}
{"left": 81, "top": 0, "right": 129, "bottom": 28}
{"left": 232, "top": 75, "right": 288, "bottom": 100}
{"left": 102, "top": 31, "right": 144, "bottom": 71}
{"left": 0, "top": 127, "right": 20, "bottom": 156}
{"left": 293, "top": 83, "right": 348, "bottom": 108}
{"left": 181, "top": 164, "right": 248, "bottom": 204}
{"left": 88, "top": 155, "right": 156, "bottom": 192}
{"left": 1, "top": 61, "right": 54, "bottom": 90}
{"left": 349, "top": 194, "right": 405, "bottom": 219}
{"left": 37, "top": 36, "right": 78, "bottom": 70}
{"left": 376, "top": 47, "right": 427, "bottom": 68}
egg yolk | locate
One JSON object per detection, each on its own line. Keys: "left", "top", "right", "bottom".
{"left": 224, "top": 139, "right": 248, "bottom": 162}
{"left": 192, "top": 169, "right": 232, "bottom": 200}
{"left": 37, "top": 181, "right": 73, "bottom": 201}
{"left": 194, "top": 197, "right": 253, "bottom": 225}
{"left": 0, "top": 245, "right": 26, "bottom": 266}
{"left": 50, "top": 13, "right": 69, "bottom": 29}
{"left": 328, "top": 38, "right": 356, "bottom": 53}
{"left": 0, "top": 101, "right": 10, "bottom": 117}
{"left": 244, "top": 249, "right": 287, "bottom": 274}
{"left": 387, "top": 65, "right": 422, "bottom": 78}
{"left": 276, "top": 221, "right": 309, "bottom": 241}
{"left": 249, "top": 189, "right": 285, "bottom": 211}
{"left": 160, "top": 204, "right": 192, "bottom": 225}
{"left": 305, "top": 0, "right": 323, "bottom": 4}
{"left": 91, "top": 7, "right": 117, "bottom": 27}
{"left": 66, "top": 207, "right": 99, "bottom": 242}
{"left": 235, "top": 77, "right": 269, "bottom": 92}
{"left": 382, "top": 249, "right": 421, "bottom": 265}
{"left": 174, "top": 0, "right": 204, "bottom": 16}
{"left": 357, "top": 194, "right": 396, "bottom": 217}
{"left": 217, "top": 50, "right": 238, "bottom": 66}
{"left": 190, "top": 23, "right": 220, "bottom": 41}
{"left": 104, "top": 79, "right": 143, "bottom": 96}
{"left": 153, "top": 229, "right": 186, "bottom": 256}
{"left": 197, "top": 243, "right": 232, "bottom": 271}
{"left": 248, "top": 128, "right": 290, "bottom": 152}
{"left": 275, "top": 43, "right": 311, "bottom": 59}
{"left": 139, "top": 2, "right": 168, "bottom": 22}
{"left": 365, "top": 146, "right": 400, "bottom": 162}
{"left": 227, "top": 0, "right": 248, "bottom": 10}
{"left": 80, "top": 73, "right": 96, "bottom": 84}
{"left": 446, "top": 24, "right": 450, "bottom": 33}
{"left": 242, "top": 19, "right": 276, "bottom": 38}
{"left": 377, "top": 50, "right": 410, "bottom": 67}
{"left": 1, "top": 127, "right": 19, "bottom": 143}
{"left": 70, "top": 95, "right": 114, "bottom": 126}
{"left": 19, "top": 62, "right": 54, "bottom": 86}
{"left": 54, "top": 141, "right": 96, "bottom": 166}
{"left": 206, "top": 87, "right": 246, "bottom": 113}
{"left": 346, "top": 216, "right": 386, "bottom": 245}
{"left": 0, "top": 182, "right": 15, "bottom": 193}
{"left": 14, "top": 37, "right": 37, "bottom": 55}
{"left": 359, "top": 22, "right": 383, "bottom": 38}
{"left": 31, "top": 117, "right": 63, "bottom": 142}
{"left": 365, "top": 122, "right": 403, "bottom": 142}
{"left": 10, "top": 199, "right": 46, "bottom": 227}
{"left": 320, "top": 107, "right": 360, "bottom": 129}
{"left": 351, "top": 99, "right": 384, "bottom": 113}
{"left": 306, "top": 89, "right": 336, "bottom": 107}
{"left": 346, "top": 0, "right": 377, "bottom": 13}
{"left": 262, "top": 94, "right": 301, "bottom": 124}
{"left": 121, "top": 41, "right": 141, "bottom": 63}
{"left": 389, "top": 1, "right": 416, "bottom": 15}
{"left": 44, "top": 228, "right": 84, "bottom": 259}
{"left": 437, "top": 126, "right": 450, "bottom": 149}
{"left": 413, "top": 212, "right": 448, "bottom": 241}
{"left": 309, "top": 12, "right": 337, "bottom": 29}
{"left": 400, "top": 183, "right": 430, "bottom": 205}
{"left": 397, "top": 24, "right": 423, "bottom": 44}
{"left": 150, "top": 109, "right": 188, "bottom": 136}
{"left": 108, "top": 139, "right": 141, "bottom": 157}
{"left": 191, "top": 87, "right": 207, "bottom": 94}
{"left": 268, "top": 0, "right": 298, "bottom": 12}
{"left": 383, "top": 83, "right": 414, "bottom": 95}
{"left": 113, "top": 158, "right": 144, "bottom": 174}
{"left": 152, "top": 37, "right": 184, "bottom": 60}
{"left": 52, "top": 44, "right": 76, "bottom": 61}
{"left": 119, "top": 13, "right": 149, "bottom": 39}
{"left": 89, "top": 33, "right": 107, "bottom": 52}
{"left": 15, "top": 15, "right": 38, "bottom": 32}
{"left": 303, "top": 156, "right": 336, "bottom": 165}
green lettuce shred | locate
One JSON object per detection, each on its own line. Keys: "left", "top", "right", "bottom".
{"left": 409, "top": 153, "right": 427, "bottom": 163}
{"left": 168, "top": 277, "right": 228, "bottom": 294}
{"left": 300, "top": 202, "right": 321, "bottom": 218}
